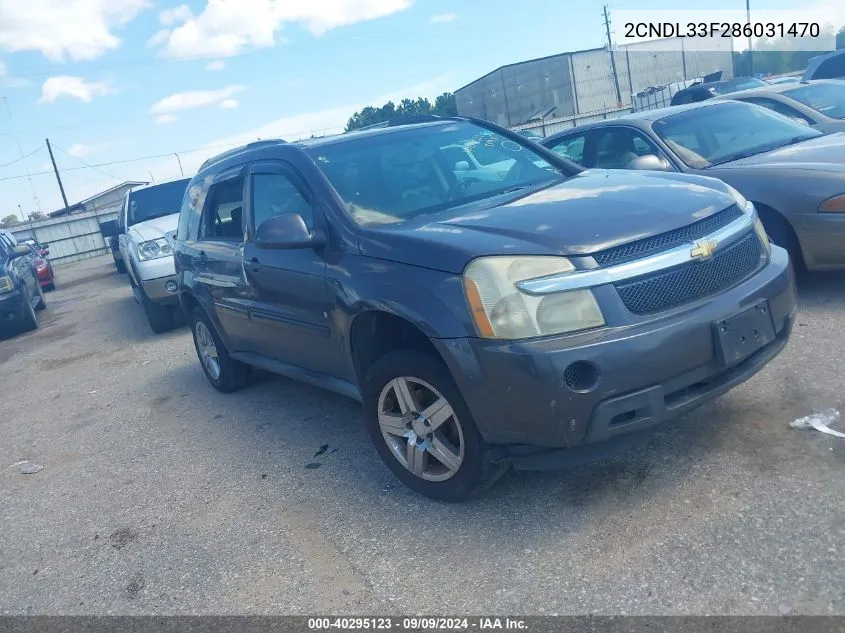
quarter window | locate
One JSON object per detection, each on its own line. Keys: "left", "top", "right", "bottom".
{"left": 200, "top": 177, "right": 245, "bottom": 241}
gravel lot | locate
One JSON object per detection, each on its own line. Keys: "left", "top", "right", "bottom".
{"left": 1, "top": 255, "right": 844, "bottom": 616}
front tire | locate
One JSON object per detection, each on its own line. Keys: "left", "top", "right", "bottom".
{"left": 190, "top": 307, "right": 250, "bottom": 393}
{"left": 115, "top": 257, "right": 127, "bottom": 274}
{"left": 139, "top": 285, "right": 176, "bottom": 334}
{"left": 34, "top": 283, "right": 47, "bottom": 311}
{"left": 20, "top": 286, "right": 38, "bottom": 332}
{"left": 362, "top": 350, "right": 508, "bottom": 502}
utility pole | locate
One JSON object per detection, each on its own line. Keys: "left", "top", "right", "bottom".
{"left": 746, "top": 0, "right": 753, "bottom": 76}
{"left": 45, "top": 138, "right": 69, "bottom": 209}
{"left": 603, "top": 4, "right": 623, "bottom": 106}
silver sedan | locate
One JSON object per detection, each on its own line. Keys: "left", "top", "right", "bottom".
{"left": 541, "top": 100, "right": 845, "bottom": 271}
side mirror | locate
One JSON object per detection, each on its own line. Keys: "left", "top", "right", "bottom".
{"left": 41, "top": 249, "right": 50, "bottom": 257}
{"left": 255, "top": 213, "right": 324, "bottom": 249}
{"left": 11, "top": 245, "right": 31, "bottom": 257}
{"left": 628, "top": 154, "right": 672, "bottom": 172}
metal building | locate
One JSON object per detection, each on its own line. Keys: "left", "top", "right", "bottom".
{"left": 455, "top": 36, "right": 734, "bottom": 135}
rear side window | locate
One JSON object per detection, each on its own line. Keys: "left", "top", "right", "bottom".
{"left": 200, "top": 177, "right": 245, "bottom": 241}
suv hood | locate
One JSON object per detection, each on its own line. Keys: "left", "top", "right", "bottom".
{"left": 718, "top": 132, "right": 845, "bottom": 173}
{"left": 129, "top": 213, "right": 180, "bottom": 242}
{"left": 357, "top": 170, "right": 737, "bottom": 274}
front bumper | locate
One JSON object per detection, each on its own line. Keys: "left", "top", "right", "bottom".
{"left": 0, "top": 290, "right": 28, "bottom": 329}
{"left": 141, "top": 274, "right": 179, "bottom": 303}
{"left": 434, "top": 246, "right": 796, "bottom": 467}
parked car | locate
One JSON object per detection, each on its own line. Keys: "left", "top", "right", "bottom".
{"left": 0, "top": 228, "right": 46, "bottom": 336}
{"left": 541, "top": 100, "right": 845, "bottom": 271}
{"left": 175, "top": 116, "right": 795, "bottom": 501}
{"left": 117, "top": 178, "right": 191, "bottom": 333}
{"left": 22, "top": 242, "right": 56, "bottom": 291}
{"left": 802, "top": 49, "right": 845, "bottom": 82}
{"left": 670, "top": 77, "right": 768, "bottom": 106}
{"left": 715, "top": 80, "right": 845, "bottom": 133}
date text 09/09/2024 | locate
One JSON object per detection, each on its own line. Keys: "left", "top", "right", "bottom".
{"left": 624, "top": 22, "right": 821, "bottom": 39}
{"left": 307, "top": 617, "right": 528, "bottom": 631}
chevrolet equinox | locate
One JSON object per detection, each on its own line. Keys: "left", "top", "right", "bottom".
{"left": 174, "top": 116, "right": 796, "bottom": 501}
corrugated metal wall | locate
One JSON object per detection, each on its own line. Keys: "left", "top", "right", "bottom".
{"left": 456, "top": 37, "right": 736, "bottom": 128}
{"left": 10, "top": 209, "right": 119, "bottom": 265}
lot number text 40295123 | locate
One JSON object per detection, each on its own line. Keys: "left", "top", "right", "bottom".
{"left": 307, "top": 617, "right": 528, "bottom": 631}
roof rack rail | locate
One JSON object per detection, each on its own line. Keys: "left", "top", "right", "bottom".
{"left": 198, "top": 139, "right": 287, "bottom": 172}
{"left": 356, "top": 114, "right": 447, "bottom": 131}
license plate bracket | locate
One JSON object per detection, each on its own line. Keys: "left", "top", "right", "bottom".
{"left": 713, "top": 300, "right": 776, "bottom": 367}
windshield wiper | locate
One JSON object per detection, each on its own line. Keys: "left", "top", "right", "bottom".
{"left": 709, "top": 135, "right": 812, "bottom": 166}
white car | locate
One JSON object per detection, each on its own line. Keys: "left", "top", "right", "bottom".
{"left": 117, "top": 178, "right": 191, "bottom": 333}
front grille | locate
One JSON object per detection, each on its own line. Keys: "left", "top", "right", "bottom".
{"left": 615, "top": 231, "right": 763, "bottom": 315}
{"left": 593, "top": 205, "right": 744, "bottom": 267}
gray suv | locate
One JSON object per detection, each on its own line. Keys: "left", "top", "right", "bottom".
{"left": 174, "top": 116, "right": 796, "bottom": 501}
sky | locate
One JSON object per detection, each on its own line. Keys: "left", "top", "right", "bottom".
{"left": 0, "top": 0, "right": 834, "bottom": 218}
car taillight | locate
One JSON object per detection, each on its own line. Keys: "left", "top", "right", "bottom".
{"left": 35, "top": 260, "right": 47, "bottom": 272}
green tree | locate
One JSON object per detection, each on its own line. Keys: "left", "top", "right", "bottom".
{"left": 28, "top": 211, "right": 46, "bottom": 221}
{"left": 345, "top": 92, "right": 458, "bottom": 131}
{"left": 837, "top": 27, "right": 845, "bottom": 49}
{"left": 0, "top": 214, "right": 19, "bottom": 228}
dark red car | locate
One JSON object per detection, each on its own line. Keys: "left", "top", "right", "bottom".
{"left": 23, "top": 242, "right": 56, "bottom": 291}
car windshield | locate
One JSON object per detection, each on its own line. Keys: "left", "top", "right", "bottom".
{"left": 783, "top": 82, "right": 845, "bottom": 119}
{"left": 709, "top": 77, "right": 768, "bottom": 94}
{"left": 652, "top": 101, "right": 822, "bottom": 168}
{"left": 127, "top": 178, "right": 191, "bottom": 225}
{"left": 306, "top": 121, "right": 568, "bottom": 226}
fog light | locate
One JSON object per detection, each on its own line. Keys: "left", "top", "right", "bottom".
{"left": 165, "top": 280, "right": 178, "bottom": 293}
{"left": 563, "top": 361, "right": 600, "bottom": 393}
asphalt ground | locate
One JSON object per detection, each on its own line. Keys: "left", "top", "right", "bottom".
{"left": 1, "top": 255, "right": 844, "bottom": 615}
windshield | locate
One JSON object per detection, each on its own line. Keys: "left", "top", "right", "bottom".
{"left": 710, "top": 77, "right": 768, "bottom": 94}
{"left": 127, "top": 178, "right": 191, "bottom": 225}
{"left": 652, "top": 102, "right": 822, "bottom": 168}
{"left": 783, "top": 82, "right": 845, "bottom": 119}
{"left": 306, "top": 121, "right": 567, "bottom": 226}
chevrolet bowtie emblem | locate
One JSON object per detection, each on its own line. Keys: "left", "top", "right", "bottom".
{"left": 690, "top": 238, "right": 718, "bottom": 261}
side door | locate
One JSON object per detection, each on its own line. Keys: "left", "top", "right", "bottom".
{"left": 194, "top": 167, "right": 253, "bottom": 352}
{"left": 241, "top": 161, "right": 340, "bottom": 377}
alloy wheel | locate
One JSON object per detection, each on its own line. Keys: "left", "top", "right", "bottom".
{"left": 377, "top": 376, "right": 465, "bottom": 482}
{"left": 194, "top": 321, "right": 221, "bottom": 381}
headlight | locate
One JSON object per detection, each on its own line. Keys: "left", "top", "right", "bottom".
{"left": 819, "top": 194, "right": 845, "bottom": 213}
{"left": 754, "top": 217, "right": 771, "bottom": 254}
{"left": 723, "top": 183, "right": 750, "bottom": 212}
{"left": 0, "top": 275, "right": 13, "bottom": 294}
{"left": 137, "top": 238, "right": 173, "bottom": 261}
{"left": 463, "top": 256, "right": 604, "bottom": 339}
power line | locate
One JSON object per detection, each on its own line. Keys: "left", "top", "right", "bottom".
{"left": 0, "top": 125, "right": 345, "bottom": 183}
{"left": 52, "top": 143, "right": 115, "bottom": 179}
{"left": 0, "top": 144, "right": 44, "bottom": 169}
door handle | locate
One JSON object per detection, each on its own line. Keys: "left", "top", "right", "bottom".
{"left": 198, "top": 251, "right": 208, "bottom": 265}
{"left": 248, "top": 257, "right": 263, "bottom": 272}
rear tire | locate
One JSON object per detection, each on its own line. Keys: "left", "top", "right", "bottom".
{"left": 20, "top": 286, "right": 38, "bottom": 332}
{"left": 115, "top": 257, "right": 127, "bottom": 274}
{"left": 190, "top": 307, "right": 250, "bottom": 393}
{"left": 361, "top": 350, "right": 508, "bottom": 502}
{"left": 34, "top": 283, "right": 47, "bottom": 311}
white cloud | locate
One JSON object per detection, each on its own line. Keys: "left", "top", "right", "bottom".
{"left": 154, "top": 0, "right": 413, "bottom": 59}
{"left": 160, "top": 4, "right": 193, "bottom": 25}
{"left": 206, "top": 60, "right": 226, "bottom": 71}
{"left": 430, "top": 13, "right": 457, "bottom": 23}
{"left": 155, "top": 114, "right": 178, "bottom": 125}
{"left": 67, "top": 143, "right": 108, "bottom": 158}
{"left": 147, "top": 29, "right": 171, "bottom": 47}
{"left": 0, "top": 0, "right": 150, "bottom": 62}
{"left": 150, "top": 84, "right": 245, "bottom": 114}
{"left": 38, "top": 76, "right": 114, "bottom": 104}
{"left": 219, "top": 98, "right": 239, "bottom": 109}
